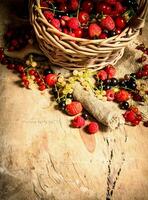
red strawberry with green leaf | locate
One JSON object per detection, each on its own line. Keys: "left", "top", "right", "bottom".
{"left": 100, "top": 15, "right": 115, "bottom": 31}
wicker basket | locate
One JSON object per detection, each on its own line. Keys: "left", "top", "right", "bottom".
{"left": 30, "top": 0, "right": 147, "bottom": 70}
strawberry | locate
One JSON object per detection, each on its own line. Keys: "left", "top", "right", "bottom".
{"left": 96, "top": 2, "right": 111, "bottom": 15}
{"left": 45, "top": 73, "right": 57, "bottom": 87}
{"left": 114, "top": 2, "right": 125, "bottom": 14}
{"left": 106, "top": 89, "right": 115, "bottom": 101}
{"left": 99, "top": 33, "right": 108, "bottom": 39}
{"left": 105, "top": 0, "right": 117, "bottom": 5}
{"left": 78, "top": 11, "right": 90, "bottom": 25}
{"left": 73, "top": 28, "right": 84, "bottom": 38}
{"left": 51, "top": 18, "right": 61, "bottom": 29}
{"left": 101, "top": 16, "right": 115, "bottom": 31}
{"left": 87, "top": 122, "right": 99, "bottom": 134}
{"left": 66, "top": 101, "right": 83, "bottom": 116}
{"left": 59, "top": 3, "right": 68, "bottom": 12}
{"left": 69, "top": 0, "right": 79, "bottom": 11}
{"left": 105, "top": 65, "right": 116, "bottom": 78}
{"left": 71, "top": 116, "right": 85, "bottom": 128}
{"left": 43, "top": 11, "right": 54, "bottom": 21}
{"left": 115, "top": 17, "right": 126, "bottom": 29}
{"left": 81, "top": 0, "right": 93, "bottom": 13}
{"left": 88, "top": 23, "right": 102, "bottom": 38}
{"left": 60, "top": 16, "right": 70, "bottom": 27}
{"left": 68, "top": 17, "right": 79, "bottom": 29}
{"left": 97, "top": 70, "right": 107, "bottom": 80}
{"left": 115, "top": 89, "right": 130, "bottom": 102}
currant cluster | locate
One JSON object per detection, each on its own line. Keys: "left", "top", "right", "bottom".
{"left": 123, "top": 106, "right": 143, "bottom": 126}
{"left": 136, "top": 44, "right": 148, "bottom": 55}
{"left": 4, "top": 25, "right": 33, "bottom": 51}
{"left": 41, "top": 0, "right": 138, "bottom": 39}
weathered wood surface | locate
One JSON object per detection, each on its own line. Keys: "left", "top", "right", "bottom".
{"left": 0, "top": 1, "right": 148, "bottom": 200}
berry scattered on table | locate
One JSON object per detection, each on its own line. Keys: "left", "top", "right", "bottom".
{"left": 87, "top": 122, "right": 99, "bottom": 134}
{"left": 71, "top": 116, "right": 85, "bottom": 128}
{"left": 66, "top": 101, "right": 83, "bottom": 116}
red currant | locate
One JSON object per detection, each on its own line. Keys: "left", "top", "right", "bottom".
{"left": 7, "top": 63, "right": 15, "bottom": 70}
{"left": 39, "top": 84, "right": 46, "bottom": 91}
{"left": 29, "top": 69, "right": 36, "bottom": 76}
{"left": 143, "top": 64, "right": 148, "bottom": 71}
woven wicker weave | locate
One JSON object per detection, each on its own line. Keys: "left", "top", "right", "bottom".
{"left": 30, "top": 0, "right": 147, "bottom": 70}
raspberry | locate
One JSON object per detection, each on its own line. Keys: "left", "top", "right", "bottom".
{"left": 123, "top": 110, "right": 136, "bottom": 123}
{"left": 87, "top": 122, "right": 99, "bottom": 134}
{"left": 66, "top": 101, "right": 83, "bottom": 116}
{"left": 106, "top": 89, "right": 115, "bottom": 101}
{"left": 132, "top": 119, "right": 140, "bottom": 126}
{"left": 105, "top": 65, "right": 116, "bottom": 78}
{"left": 88, "top": 23, "right": 102, "bottom": 38}
{"left": 68, "top": 17, "right": 79, "bottom": 29}
{"left": 51, "top": 18, "right": 61, "bottom": 29}
{"left": 71, "top": 116, "right": 85, "bottom": 128}
{"left": 43, "top": 11, "right": 54, "bottom": 21}
{"left": 45, "top": 73, "right": 57, "bottom": 87}
{"left": 97, "top": 70, "right": 107, "bottom": 80}
{"left": 115, "top": 89, "right": 130, "bottom": 102}
{"left": 101, "top": 16, "right": 115, "bottom": 31}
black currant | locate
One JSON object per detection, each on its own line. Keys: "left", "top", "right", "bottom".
{"left": 103, "top": 85, "right": 111, "bottom": 90}
{"left": 103, "top": 29, "right": 109, "bottom": 34}
{"left": 43, "top": 68, "right": 53, "bottom": 76}
{"left": 119, "top": 101, "right": 129, "bottom": 110}
{"left": 130, "top": 73, "right": 136, "bottom": 79}
{"left": 128, "top": 81, "right": 137, "bottom": 90}
{"left": 111, "top": 78, "right": 118, "bottom": 86}
{"left": 82, "top": 113, "right": 89, "bottom": 120}
{"left": 51, "top": 87, "right": 58, "bottom": 98}
{"left": 67, "top": 93, "right": 73, "bottom": 99}
{"left": 109, "top": 30, "right": 116, "bottom": 37}
{"left": 59, "top": 101, "right": 66, "bottom": 110}
{"left": 103, "top": 79, "right": 111, "bottom": 85}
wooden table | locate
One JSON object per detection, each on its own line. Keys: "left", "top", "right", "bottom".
{"left": 0, "top": 1, "right": 148, "bottom": 200}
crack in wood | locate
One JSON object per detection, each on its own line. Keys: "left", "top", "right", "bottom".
{"left": 105, "top": 133, "right": 127, "bottom": 200}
